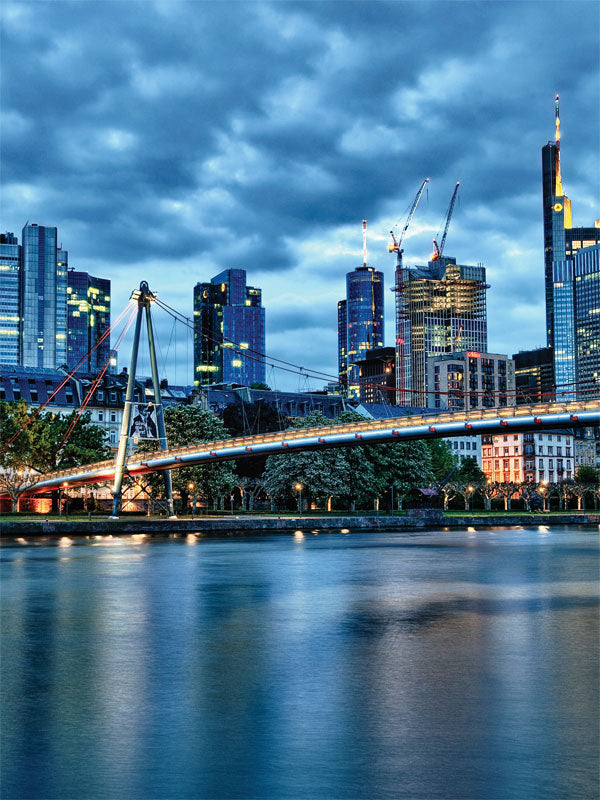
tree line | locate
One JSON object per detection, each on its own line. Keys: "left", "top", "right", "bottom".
{"left": 1, "top": 399, "right": 598, "bottom": 514}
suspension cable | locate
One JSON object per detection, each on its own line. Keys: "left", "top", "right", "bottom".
{"left": 1, "top": 302, "right": 133, "bottom": 455}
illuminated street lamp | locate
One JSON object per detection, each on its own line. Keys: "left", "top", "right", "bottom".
{"left": 294, "top": 483, "right": 303, "bottom": 514}
{"left": 188, "top": 482, "right": 196, "bottom": 517}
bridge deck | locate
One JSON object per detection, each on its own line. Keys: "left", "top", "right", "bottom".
{"left": 12, "top": 400, "right": 600, "bottom": 494}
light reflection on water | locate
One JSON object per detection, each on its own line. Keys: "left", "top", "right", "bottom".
{"left": 1, "top": 527, "right": 598, "bottom": 800}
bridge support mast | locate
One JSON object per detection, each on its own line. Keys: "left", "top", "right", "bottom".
{"left": 110, "top": 282, "right": 176, "bottom": 519}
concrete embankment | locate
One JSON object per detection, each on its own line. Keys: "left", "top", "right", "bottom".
{"left": 1, "top": 512, "right": 598, "bottom": 538}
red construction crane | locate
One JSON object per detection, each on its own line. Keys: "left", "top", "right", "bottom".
{"left": 431, "top": 181, "right": 460, "bottom": 261}
{"left": 389, "top": 177, "right": 429, "bottom": 267}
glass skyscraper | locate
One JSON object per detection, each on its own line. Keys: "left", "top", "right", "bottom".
{"left": 541, "top": 97, "right": 600, "bottom": 354}
{"left": 193, "top": 268, "right": 265, "bottom": 386}
{"left": 553, "top": 245, "right": 600, "bottom": 400}
{"left": 20, "top": 223, "right": 68, "bottom": 368}
{"left": 67, "top": 270, "right": 111, "bottom": 371}
{"left": 337, "top": 266, "right": 384, "bottom": 397}
{"left": 0, "top": 233, "right": 21, "bottom": 365}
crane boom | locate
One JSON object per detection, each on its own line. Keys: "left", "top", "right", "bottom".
{"left": 432, "top": 181, "right": 459, "bottom": 261}
{"left": 389, "top": 177, "right": 429, "bottom": 265}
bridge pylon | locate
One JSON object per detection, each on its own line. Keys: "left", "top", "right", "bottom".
{"left": 110, "top": 281, "right": 176, "bottom": 519}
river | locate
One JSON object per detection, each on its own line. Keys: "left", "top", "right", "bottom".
{"left": 1, "top": 526, "right": 598, "bottom": 799}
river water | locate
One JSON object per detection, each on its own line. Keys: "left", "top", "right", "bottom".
{"left": 1, "top": 526, "right": 598, "bottom": 800}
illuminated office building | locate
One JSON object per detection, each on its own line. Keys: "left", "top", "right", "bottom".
{"left": 427, "top": 351, "right": 514, "bottom": 411}
{"left": 66, "top": 270, "right": 111, "bottom": 371}
{"left": 337, "top": 266, "right": 384, "bottom": 397}
{"left": 513, "top": 347, "right": 554, "bottom": 404}
{"left": 20, "top": 223, "right": 68, "bottom": 368}
{"left": 0, "top": 233, "right": 21, "bottom": 365}
{"left": 541, "top": 96, "right": 600, "bottom": 370}
{"left": 193, "top": 268, "right": 265, "bottom": 387}
{"left": 395, "top": 256, "right": 488, "bottom": 406}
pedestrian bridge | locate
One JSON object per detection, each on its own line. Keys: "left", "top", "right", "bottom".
{"left": 20, "top": 399, "right": 600, "bottom": 495}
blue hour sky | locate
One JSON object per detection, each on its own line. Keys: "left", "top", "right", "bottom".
{"left": 2, "top": 0, "right": 599, "bottom": 390}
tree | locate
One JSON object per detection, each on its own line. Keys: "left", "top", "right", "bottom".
{"left": 427, "top": 439, "right": 457, "bottom": 482}
{"left": 222, "top": 399, "right": 283, "bottom": 480}
{"left": 137, "top": 405, "right": 236, "bottom": 510}
{"left": 262, "top": 411, "right": 352, "bottom": 511}
{"left": 249, "top": 382, "right": 271, "bottom": 391}
{"left": 1, "top": 401, "right": 110, "bottom": 511}
{"left": 455, "top": 457, "right": 486, "bottom": 485}
{"left": 575, "top": 465, "right": 599, "bottom": 485}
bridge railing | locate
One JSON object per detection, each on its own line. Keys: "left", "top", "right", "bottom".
{"left": 34, "top": 399, "right": 595, "bottom": 485}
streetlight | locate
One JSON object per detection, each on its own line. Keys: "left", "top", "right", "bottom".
{"left": 295, "top": 483, "right": 303, "bottom": 515}
{"left": 63, "top": 482, "right": 69, "bottom": 519}
{"left": 467, "top": 485, "right": 474, "bottom": 512}
{"left": 188, "top": 482, "right": 195, "bottom": 517}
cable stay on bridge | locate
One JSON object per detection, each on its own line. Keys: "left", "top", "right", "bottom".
{"left": 1, "top": 302, "right": 135, "bottom": 457}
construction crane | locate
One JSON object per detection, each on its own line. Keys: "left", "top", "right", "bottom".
{"left": 390, "top": 177, "right": 429, "bottom": 406}
{"left": 431, "top": 181, "right": 459, "bottom": 261}
{"left": 389, "top": 177, "right": 429, "bottom": 267}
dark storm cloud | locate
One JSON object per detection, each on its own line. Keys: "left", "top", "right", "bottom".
{"left": 1, "top": 0, "right": 598, "bottom": 387}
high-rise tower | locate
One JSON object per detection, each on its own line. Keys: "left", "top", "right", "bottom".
{"left": 0, "top": 233, "right": 21, "bottom": 365}
{"left": 20, "top": 223, "right": 68, "bottom": 368}
{"left": 66, "top": 270, "right": 111, "bottom": 371}
{"left": 337, "top": 222, "right": 384, "bottom": 397}
{"left": 541, "top": 95, "right": 600, "bottom": 352}
{"left": 193, "top": 268, "right": 265, "bottom": 387}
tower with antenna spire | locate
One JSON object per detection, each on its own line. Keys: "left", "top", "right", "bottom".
{"left": 541, "top": 94, "right": 600, "bottom": 399}
{"left": 337, "top": 220, "right": 384, "bottom": 398}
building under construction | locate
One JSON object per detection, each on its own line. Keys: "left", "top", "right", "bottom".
{"left": 395, "top": 255, "right": 488, "bottom": 407}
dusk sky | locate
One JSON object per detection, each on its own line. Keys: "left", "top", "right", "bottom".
{"left": 2, "top": 0, "right": 599, "bottom": 391}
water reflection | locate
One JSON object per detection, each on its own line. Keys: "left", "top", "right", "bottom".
{"left": 1, "top": 528, "right": 598, "bottom": 800}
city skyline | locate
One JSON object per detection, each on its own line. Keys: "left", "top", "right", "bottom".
{"left": 2, "top": 0, "right": 599, "bottom": 390}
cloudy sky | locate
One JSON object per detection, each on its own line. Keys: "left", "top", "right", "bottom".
{"left": 2, "top": 0, "right": 599, "bottom": 391}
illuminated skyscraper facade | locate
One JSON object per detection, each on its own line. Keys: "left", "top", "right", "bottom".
{"left": 193, "top": 268, "right": 265, "bottom": 387}
{"left": 20, "top": 223, "right": 68, "bottom": 369}
{"left": 0, "top": 233, "right": 21, "bottom": 365}
{"left": 66, "top": 270, "right": 111, "bottom": 371}
{"left": 541, "top": 96, "right": 600, "bottom": 374}
{"left": 337, "top": 266, "right": 384, "bottom": 397}
{"left": 395, "top": 256, "right": 488, "bottom": 406}
{"left": 553, "top": 245, "right": 600, "bottom": 400}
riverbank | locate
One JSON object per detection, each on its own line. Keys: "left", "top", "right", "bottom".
{"left": 1, "top": 511, "right": 598, "bottom": 538}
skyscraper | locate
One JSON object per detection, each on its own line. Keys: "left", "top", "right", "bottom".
{"left": 20, "top": 223, "right": 68, "bottom": 368}
{"left": 553, "top": 245, "right": 600, "bottom": 400}
{"left": 395, "top": 256, "right": 488, "bottom": 406}
{"left": 193, "top": 268, "right": 265, "bottom": 387}
{"left": 541, "top": 96, "right": 600, "bottom": 354}
{"left": 337, "top": 224, "right": 385, "bottom": 397}
{"left": 0, "top": 232, "right": 21, "bottom": 365}
{"left": 66, "top": 270, "right": 111, "bottom": 371}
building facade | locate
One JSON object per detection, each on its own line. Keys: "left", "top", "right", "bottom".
{"left": 427, "top": 351, "right": 514, "bottom": 410}
{"left": 67, "top": 270, "right": 111, "bottom": 371}
{"left": 395, "top": 256, "right": 488, "bottom": 406}
{"left": 482, "top": 431, "right": 574, "bottom": 484}
{"left": 513, "top": 347, "right": 554, "bottom": 404}
{"left": 354, "top": 346, "right": 395, "bottom": 405}
{"left": 193, "top": 269, "right": 265, "bottom": 387}
{"left": 338, "top": 266, "right": 384, "bottom": 397}
{"left": 574, "top": 245, "right": 599, "bottom": 399}
{"left": 541, "top": 96, "right": 600, "bottom": 371}
{"left": 20, "top": 223, "right": 68, "bottom": 369}
{"left": 0, "top": 233, "right": 21, "bottom": 365}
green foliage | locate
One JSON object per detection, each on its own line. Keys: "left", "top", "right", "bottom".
{"left": 455, "top": 456, "right": 486, "bottom": 484}
{"left": 262, "top": 410, "right": 434, "bottom": 510}
{"left": 249, "top": 382, "right": 271, "bottom": 391}
{"left": 427, "top": 439, "right": 458, "bottom": 482}
{"left": 0, "top": 400, "right": 110, "bottom": 472}
{"left": 138, "top": 405, "right": 236, "bottom": 503}
{"left": 575, "top": 465, "right": 599, "bottom": 485}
